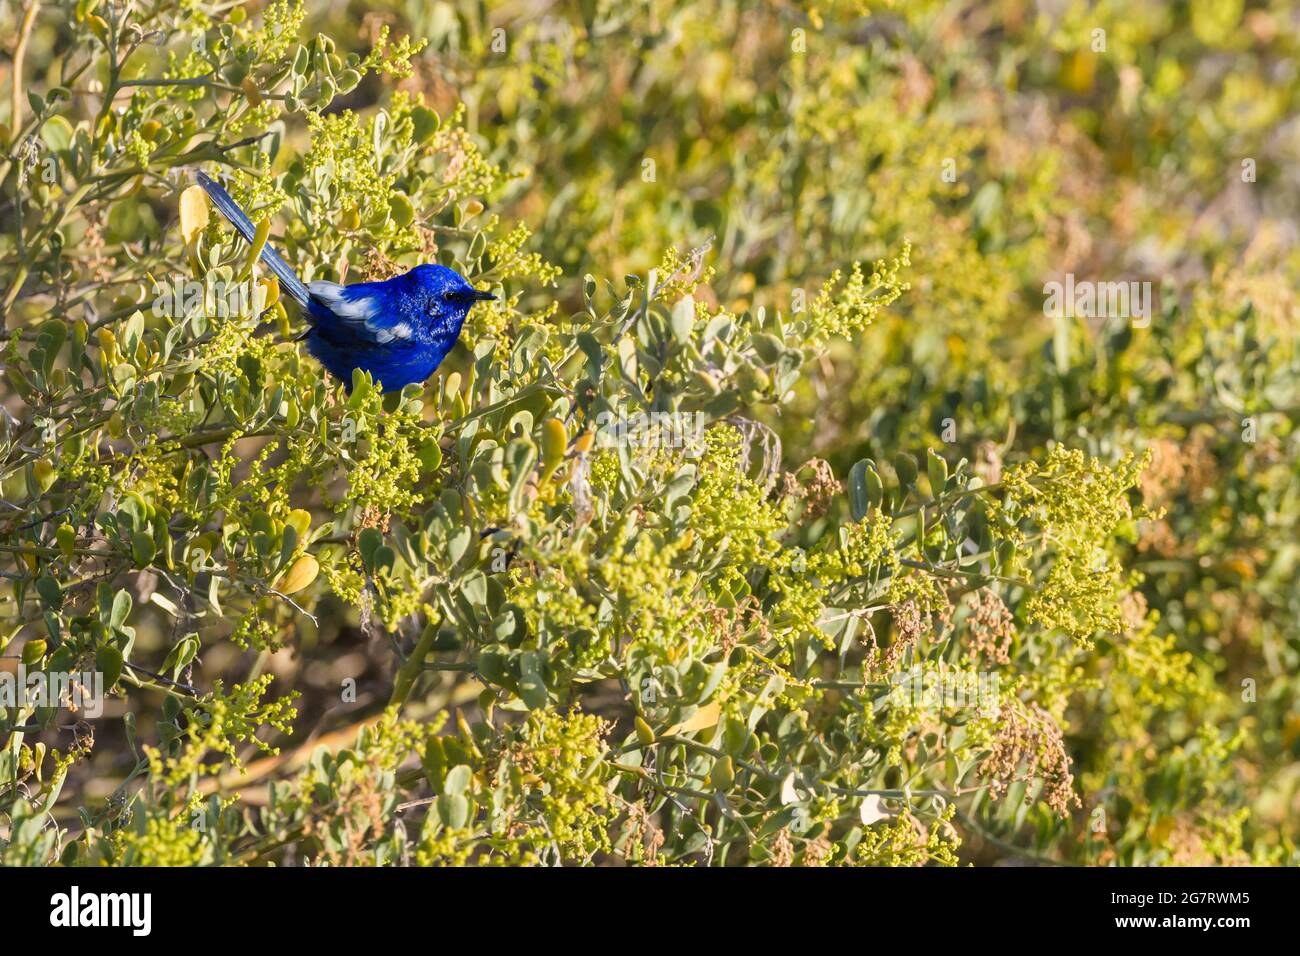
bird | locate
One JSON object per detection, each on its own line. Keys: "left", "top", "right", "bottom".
{"left": 193, "top": 170, "right": 495, "bottom": 392}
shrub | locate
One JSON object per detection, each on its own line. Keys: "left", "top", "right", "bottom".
{"left": 0, "top": 0, "right": 1294, "bottom": 866}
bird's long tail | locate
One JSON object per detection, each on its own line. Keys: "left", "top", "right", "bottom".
{"left": 193, "top": 170, "right": 310, "bottom": 308}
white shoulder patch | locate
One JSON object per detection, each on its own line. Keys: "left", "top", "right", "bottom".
{"left": 308, "top": 281, "right": 412, "bottom": 343}
{"left": 309, "top": 281, "right": 376, "bottom": 321}
{"left": 379, "top": 321, "right": 413, "bottom": 344}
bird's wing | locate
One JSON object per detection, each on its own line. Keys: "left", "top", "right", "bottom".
{"left": 307, "top": 281, "right": 417, "bottom": 345}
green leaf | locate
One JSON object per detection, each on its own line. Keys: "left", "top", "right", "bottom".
{"left": 671, "top": 294, "right": 695, "bottom": 344}
{"left": 517, "top": 651, "right": 548, "bottom": 709}
{"left": 358, "top": 527, "right": 383, "bottom": 571}
{"left": 110, "top": 590, "right": 133, "bottom": 630}
{"left": 447, "top": 525, "right": 472, "bottom": 567}
{"left": 893, "top": 453, "right": 918, "bottom": 488}
{"left": 444, "top": 764, "right": 471, "bottom": 796}
{"left": 927, "top": 448, "right": 948, "bottom": 496}
{"left": 95, "top": 644, "right": 124, "bottom": 690}
{"left": 161, "top": 634, "right": 200, "bottom": 680}
{"left": 35, "top": 575, "right": 62, "bottom": 611}
{"left": 411, "top": 106, "right": 439, "bottom": 143}
{"left": 131, "top": 531, "right": 156, "bottom": 566}
{"left": 847, "top": 459, "right": 881, "bottom": 521}
{"left": 41, "top": 116, "right": 74, "bottom": 153}
{"left": 388, "top": 192, "right": 415, "bottom": 228}
{"left": 436, "top": 793, "right": 470, "bottom": 829}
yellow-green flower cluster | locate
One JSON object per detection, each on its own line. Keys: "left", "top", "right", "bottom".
{"left": 803, "top": 245, "right": 912, "bottom": 346}
{"left": 508, "top": 709, "right": 615, "bottom": 861}
{"left": 687, "top": 428, "right": 785, "bottom": 591}
{"left": 848, "top": 804, "right": 961, "bottom": 867}
{"left": 1000, "top": 447, "right": 1149, "bottom": 644}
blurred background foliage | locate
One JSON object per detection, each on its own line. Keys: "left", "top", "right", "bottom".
{"left": 0, "top": 0, "right": 1297, "bottom": 866}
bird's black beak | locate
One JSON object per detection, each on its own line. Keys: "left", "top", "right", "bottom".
{"left": 472, "top": 289, "right": 497, "bottom": 302}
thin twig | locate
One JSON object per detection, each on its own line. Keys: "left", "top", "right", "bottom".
{"left": 9, "top": 2, "right": 42, "bottom": 149}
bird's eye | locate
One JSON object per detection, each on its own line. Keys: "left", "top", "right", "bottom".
{"left": 443, "top": 290, "right": 456, "bottom": 301}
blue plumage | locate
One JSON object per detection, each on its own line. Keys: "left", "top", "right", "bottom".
{"left": 194, "top": 171, "right": 494, "bottom": 392}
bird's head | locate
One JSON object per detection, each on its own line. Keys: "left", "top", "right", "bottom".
{"left": 411, "top": 264, "right": 496, "bottom": 321}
